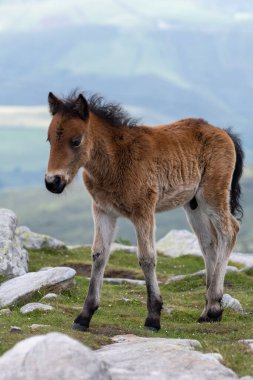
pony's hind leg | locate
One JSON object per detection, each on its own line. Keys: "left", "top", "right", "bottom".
{"left": 73, "top": 202, "right": 117, "bottom": 331}
{"left": 184, "top": 202, "right": 218, "bottom": 313}
{"left": 134, "top": 215, "right": 163, "bottom": 330}
{"left": 185, "top": 190, "right": 239, "bottom": 322}
{"left": 203, "top": 207, "right": 239, "bottom": 322}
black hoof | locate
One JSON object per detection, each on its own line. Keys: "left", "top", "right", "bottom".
{"left": 144, "top": 317, "right": 161, "bottom": 331}
{"left": 197, "top": 315, "right": 211, "bottom": 323}
{"left": 198, "top": 310, "right": 223, "bottom": 323}
{"left": 72, "top": 322, "right": 88, "bottom": 331}
{"left": 207, "top": 309, "right": 223, "bottom": 322}
{"left": 72, "top": 314, "right": 90, "bottom": 331}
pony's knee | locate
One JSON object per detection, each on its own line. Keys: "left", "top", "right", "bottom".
{"left": 223, "top": 216, "right": 240, "bottom": 252}
{"left": 138, "top": 254, "right": 156, "bottom": 269}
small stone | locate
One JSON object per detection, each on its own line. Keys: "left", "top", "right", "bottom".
{"left": 0, "top": 308, "right": 11, "bottom": 315}
{"left": 103, "top": 278, "right": 145, "bottom": 286}
{"left": 30, "top": 324, "right": 51, "bottom": 331}
{"left": 41, "top": 293, "right": 58, "bottom": 301}
{"left": 164, "top": 306, "right": 173, "bottom": 316}
{"left": 10, "top": 326, "right": 22, "bottom": 333}
{"left": 221, "top": 294, "right": 244, "bottom": 313}
{"left": 20, "top": 303, "right": 54, "bottom": 314}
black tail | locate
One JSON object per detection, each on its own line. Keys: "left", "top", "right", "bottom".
{"left": 225, "top": 128, "right": 244, "bottom": 221}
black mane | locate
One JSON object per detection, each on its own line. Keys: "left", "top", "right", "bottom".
{"left": 60, "top": 91, "right": 139, "bottom": 128}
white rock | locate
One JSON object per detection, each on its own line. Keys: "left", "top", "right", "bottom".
{"left": 166, "top": 266, "right": 239, "bottom": 284}
{"left": 0, "top": 267, "right": 76, "bottom": 308}
{"left": 111, "top": 334, "right": 202, "bottom": 348}
{"left": 98, "top": 334, "right": 240, "bottom": 379}
{"left": 0, "top": 332, "right": 109, "bottom": 380}
{"left": 103, "top": 277, "right": 145, "bottom": 286}
{"left": 156, "top": 229, "right": 202, "bottom": 256}
{"left": 230, "top": 252, "right": 253, "bottom": 269}
{"left": 111, "top": 242, "right": 137, "bottom": 253}
{"left": 221, "top": 294, "right": 244, "bottom": 313}
{"left": 0, "top": 332, "right": 246, "bottom": 380}
{"left": 156, "top": 229, "right": 253, "bottom": 270}
{"left": 41, "top": 293, "right": 58, "bottom": 301}
{"left": 10, "top": 326, "right": 22, "bottom": 333}
{"left": 0, "top": 209, "right": 28, "bottom": 277}
{"left": 16, "top": 226, "right": 66, "bottom": 250}
{"left": 20, "top": 303, "right": 54, "bottom": 314}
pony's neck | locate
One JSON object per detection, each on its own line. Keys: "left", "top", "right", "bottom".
{"left": 83, "top": 112, "right": 123, "bottom": 179}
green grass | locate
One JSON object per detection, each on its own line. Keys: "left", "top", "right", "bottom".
{"left": 1, "top": 247, "right": 253, "bottom": 377}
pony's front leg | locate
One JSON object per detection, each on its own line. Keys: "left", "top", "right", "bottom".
{"left": 73, "top": 203, "right": 117, "bottom": 331}
{"left": 134, "top": 216, "right": 163, "bottom": 331}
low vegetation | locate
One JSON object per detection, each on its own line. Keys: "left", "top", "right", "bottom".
{"left": 0, "top": 247, "right": 253, "bottom": 377}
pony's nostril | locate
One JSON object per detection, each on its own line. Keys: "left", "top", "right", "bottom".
{"left": 45, "top": 175, "right": 66, "bottom": 194}
{"left": 53, "top": 175, "right": 61, "bottom": 186}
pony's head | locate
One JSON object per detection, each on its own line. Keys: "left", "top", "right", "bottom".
{"left": 45, "top": 92, "right": 89, "bottom": 194}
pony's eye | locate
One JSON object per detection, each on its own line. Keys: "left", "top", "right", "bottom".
{"left": 70, "top": 137, "right": 82, "bottom": 148}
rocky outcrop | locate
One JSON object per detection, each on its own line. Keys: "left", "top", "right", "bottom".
{"left": 111, "top": 242, "right": 137, "bottom": 253}
{"left": 0, "top": 267, "right": 76, "bottom": 308}
{"left": 16, "top": 226, "right": 66, "bottom": 250}
{"left": 98, "top": 334, "right": 241, "bottom": 379}
{"left": 156, "top": 229, "right": 202, "bottom": 256}
{"left": 0, "top": 332, "right": 109, "bottom": 380}
{"left": 156, "top": 229, "right": 253, "bottom": 269}
{"left": 0, "top": 209, "right": 28, "bottom": 277}
{"left": 0, "top": 332, "right": 248, "bottom": 380}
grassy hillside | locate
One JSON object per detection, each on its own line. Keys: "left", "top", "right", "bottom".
{"left": 0, "top": 247, "right": 253, "bottom": 377}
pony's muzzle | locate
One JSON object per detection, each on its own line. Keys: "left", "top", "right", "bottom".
{"left": 45, "top": 174, "right": 66, "bottom": 194}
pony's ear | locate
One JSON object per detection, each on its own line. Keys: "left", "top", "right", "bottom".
{"left": 48, "top": 92, "right": 61, "bottom": 115}
{"left": 74, "top": 94, "right": 89, "bottom": 120}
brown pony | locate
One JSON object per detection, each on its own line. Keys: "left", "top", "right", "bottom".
{"left": 45, "top": 91, "right": 244, "bottom": 331}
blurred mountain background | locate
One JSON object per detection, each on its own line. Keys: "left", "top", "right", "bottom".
{"left": 1, "top": 0, "right": 253, "bottom": 250}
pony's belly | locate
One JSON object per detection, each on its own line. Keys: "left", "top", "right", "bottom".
{"left": 156, "top": 186, "right": 196, "bottom": 212}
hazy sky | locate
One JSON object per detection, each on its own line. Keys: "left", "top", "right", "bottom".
{"left": 1, "top": 0, "right": 253, "bottom": 32}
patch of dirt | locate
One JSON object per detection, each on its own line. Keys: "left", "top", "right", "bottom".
{"left": 62, "top": 262, "right": 143, "bottom": 280}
